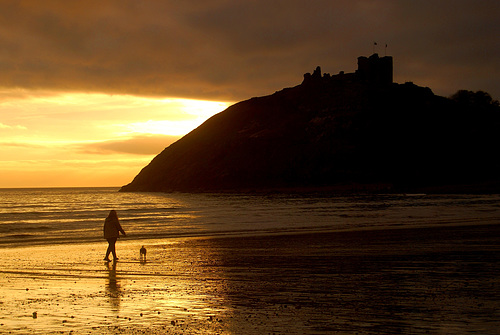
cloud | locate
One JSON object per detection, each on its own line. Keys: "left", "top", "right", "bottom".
{"left": 0, "top": 123, "right": 27, "bottom": 130}
{"left": 79, "top": 134, "right": 181, "bottom": 155}
{"left": 0, "top": 0, "right": 499, "bottom": 100}
{"left": 0, "top": 88, "right": 61, "bottom": 102}
{"left": 0, "top": 141, "right": 42, "bottom": 148}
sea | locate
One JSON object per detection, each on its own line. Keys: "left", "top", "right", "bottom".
{"left": 1, "top": 187, "right": 499, "bottom": 247}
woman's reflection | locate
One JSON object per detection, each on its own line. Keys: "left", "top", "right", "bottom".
{"left": 105, "top": 260, "right": 121, "bottom": 311}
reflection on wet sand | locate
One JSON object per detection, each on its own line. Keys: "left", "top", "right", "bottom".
{"left": 0, "top": 225, "right": 499, "bottom": 334}
{"left": 105, "top": 261, "right": 120, "bottom": 312}
{"left": 114, "top": 225, "right": 500, "bottom": 334}
{"left": 192, "top": 225, "right": 500, "bottom": 334}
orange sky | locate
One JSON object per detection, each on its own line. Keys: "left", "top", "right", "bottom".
{"left": 0, "top": 91, "right": 230, "bottom": 187}
{"left": 0, "top": 1, "right": 498, "bottom": 187}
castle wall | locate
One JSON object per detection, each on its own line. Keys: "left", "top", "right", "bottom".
{"left": 302, "top": 53, "right": 393, "bottom": 87}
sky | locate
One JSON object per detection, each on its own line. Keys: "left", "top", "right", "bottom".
{"left": 0, "top": 0, "right": 499, "bottom": 188}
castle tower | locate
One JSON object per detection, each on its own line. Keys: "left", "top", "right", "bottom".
{"left": 357, "top": 53, "right": 393, "bottom": 86}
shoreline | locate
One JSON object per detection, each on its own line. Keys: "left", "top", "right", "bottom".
{"left": 119, "top": 181, "right": 500, "bottom": 195}
{"left": 2, "top": 219, "right": 499, "bottom": 250}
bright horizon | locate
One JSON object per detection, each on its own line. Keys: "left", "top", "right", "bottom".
{"left": 0, "top": 90, "right": 231, "bottom": 188}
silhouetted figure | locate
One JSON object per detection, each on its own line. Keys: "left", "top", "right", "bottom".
{"left": 140, "top": 245, "right": 147, "bottom": 260}
{"left": 103, "top": 210, "right": 126, "bottom": 262}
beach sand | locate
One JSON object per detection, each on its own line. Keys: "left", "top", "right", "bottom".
{"left": 0, "top": 224, "right": 499, "bottom": 334}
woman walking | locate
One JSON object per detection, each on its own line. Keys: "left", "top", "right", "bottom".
{"left": 103, "top": 210, "right": 126, "bottom": 261}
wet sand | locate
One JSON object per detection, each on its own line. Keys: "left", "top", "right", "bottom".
{"left": 0, "top": 224, "right": 499, "bottom": 334}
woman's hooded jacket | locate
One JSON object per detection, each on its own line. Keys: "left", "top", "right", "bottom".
{"left": 103, "top": 210, "right": 125, "bottom": 239}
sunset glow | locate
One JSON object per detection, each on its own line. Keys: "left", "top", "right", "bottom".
{"left": 0, "top": 1, "right": 498, "bottom": 188}
{"left": 114, "top": 99, "right": 228, "bottom": 136}
{"left": 0, "top": 90, "right": 231, "bottom": 188}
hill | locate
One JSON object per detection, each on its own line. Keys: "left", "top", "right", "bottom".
{"left": 120, "top": 55, "right": 500, "bottom": 193}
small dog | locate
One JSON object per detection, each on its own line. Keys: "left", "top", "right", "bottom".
{"left": 140, "top": 246, "right": 147, "bottom": 260}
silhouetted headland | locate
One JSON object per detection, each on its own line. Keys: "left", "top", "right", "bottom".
{"left": 121, "top": 54, "right": 500, "bottom": 193}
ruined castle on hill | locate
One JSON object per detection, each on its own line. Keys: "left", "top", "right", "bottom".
{"left": 121, "top": 50, "right": 500, "bottom": 194}
{"left": 302, "top": 53, "right": 393, "bottom": 86}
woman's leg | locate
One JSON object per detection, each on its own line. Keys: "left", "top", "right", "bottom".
{"left": 110, "top": 238, "right": 117, "bottom": 259}
{"left": 105, "top": 238, "right": 117, "bottom": 260}
{"left": 105, "top": 240, "right": 112, "bottom": 260}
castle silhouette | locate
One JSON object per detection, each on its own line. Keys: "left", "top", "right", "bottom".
{"left": 302, "top": 53, "right": 393, "bottom": 86}
{"left": 121, "top": 50, "right": 500, "bottom": 194}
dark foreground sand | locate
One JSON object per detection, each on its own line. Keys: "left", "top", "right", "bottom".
{"left": 0, "top": 224, "right": 499, "bottom": 334}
